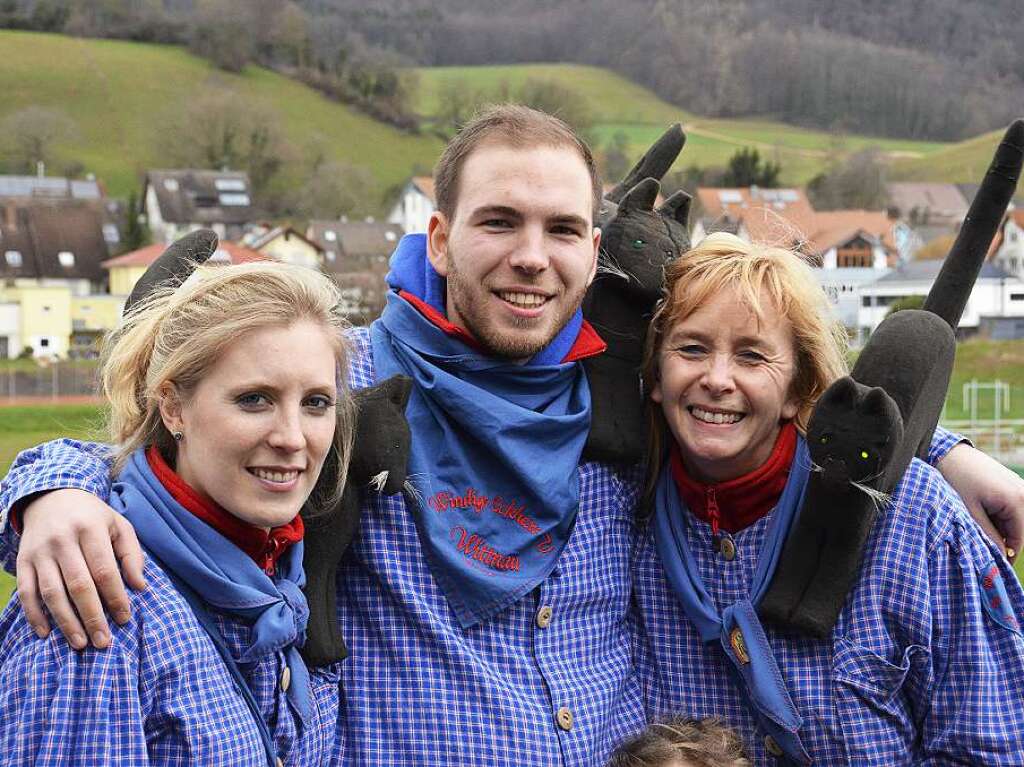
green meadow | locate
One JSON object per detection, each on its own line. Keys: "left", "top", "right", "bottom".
{"left": 0, "top": 30, "right": 442, "bottom": 200}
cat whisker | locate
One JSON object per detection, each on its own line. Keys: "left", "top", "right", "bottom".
{"left": 849, "top": 480, "right": 892, "bottom": 514}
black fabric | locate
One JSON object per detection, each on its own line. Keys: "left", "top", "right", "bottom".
{"left": 300, "top": 375, "right": 412, "bottom": 667}
{"left": 124, "top": 228, "right": 218, "bottom": 313}
{"left": 760, "top": 119, "right": 1024, "bottom": 637}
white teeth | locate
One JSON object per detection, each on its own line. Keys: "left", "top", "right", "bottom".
{"left": 691, "top": 406, "right": 743, "bottom": 425}
{"left": 499, "top": 291, "right": 547, "bottom": 308}
{"left": 251, "top": 468, "right": 298, "bottom": 483}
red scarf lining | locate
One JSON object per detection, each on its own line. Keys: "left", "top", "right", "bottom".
{"left": 669, "top": 423, "right": 797, "bottom": 536}
{"left": 145, "top": 446, "right": 303, "bottom": 575}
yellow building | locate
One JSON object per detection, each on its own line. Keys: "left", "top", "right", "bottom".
{"left": 2, "top": 284, "right": 72, "bottom": 358}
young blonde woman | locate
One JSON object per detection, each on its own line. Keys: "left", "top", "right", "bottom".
{"left": 0, "top": 262, "right": 353, "bottom": 766}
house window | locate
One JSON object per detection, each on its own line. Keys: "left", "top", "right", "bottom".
{"left": 836, "top": 243, "right": 873, "bottom": 268}
{"left": 385, "top": 231, "right": 397, "bottom": 242}
{"left": 1011, "top": 293, "right": 1024, "bottom": 301}
{"left": 214, "top": 178, "right": 246, "bottom": 192}
{"left": 163, "top": 178, "right": 179, "bottom": 192}
{"left": 324, "top": 230, "right": 337, "bottom": 242}
{"left": 58, "top": 251, "right": 75, "bottom": 267}
{"left": 102, "top": 223, "right": 120, "bottom": 244}
{"left": 40, "top": 338, "right": 50, "bottom": 348}
{"left": 4, "top": 250, "right": 22, "bottom": 267}
{"left": 218, "top": 193, "right": 251, "bottom": 207}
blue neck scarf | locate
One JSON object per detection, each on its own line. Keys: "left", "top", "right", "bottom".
{"left": 111, "top": 449, "right": 312, "bottom": 723}
{"left": 652, "top": 438, "right": 813, "bottom": 766}
{"left": 370, "top": 234, "right": 592, "bottom": 627}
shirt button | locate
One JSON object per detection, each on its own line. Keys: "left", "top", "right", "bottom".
{"left": 719, "top": 536, "right": 737, "bottom": 561}
{"left": 555, "top": 706, "right": 574, "bottom": 731}
{"left": 280, "top": 666, "right": 291, "bottom": 693}
{"left": 536, "top": 605, "right": 553, "bottom": 629}
{"left": 764, "top": 734, "right": 784, "bottom": 757}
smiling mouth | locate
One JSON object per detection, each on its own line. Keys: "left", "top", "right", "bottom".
{"left": 496, "top": 290, "right": 551, "bottom": 309}
{"left": 689, "top": 406, "right": 745, "bottom": 425}
{"left": 247, "top": 468, "right": 301, "bottom": 484}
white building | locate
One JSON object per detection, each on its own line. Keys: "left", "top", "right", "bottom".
{"left": 387, "top": 177, "right": 435, "bottom": 234}
{"left": 991, "top": 209, "right": 1024, "bottom": 280}
{"left": 858, "top": 259, "right": 1024, "bottom": 342}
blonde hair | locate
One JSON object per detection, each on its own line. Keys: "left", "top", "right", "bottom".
{"left": 642, "top": 232, "right": 848, "bottom": 485}
{"left": 100, "top": 260, "right": 355, "bottom": 514}
{"left": 608, "top": 717, "right": 751, "bottom": 767}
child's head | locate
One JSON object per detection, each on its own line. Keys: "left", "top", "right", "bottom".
{"left": 608, "top": 717, "right": 750, "bottom": 767}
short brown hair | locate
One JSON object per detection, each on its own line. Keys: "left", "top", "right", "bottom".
{"left": 608, "top": 717, "right": 751, "bottom": 767}
{"left": 433, "top": 103, "right": 602, "bottom": 222}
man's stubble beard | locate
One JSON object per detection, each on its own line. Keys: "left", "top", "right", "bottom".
{"left": 446, "top": 252, "right": 588, "bottom": 361}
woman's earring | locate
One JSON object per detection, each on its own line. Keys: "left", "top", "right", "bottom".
{"left": 172, "top": 431, "right": 184, "bottom": 442}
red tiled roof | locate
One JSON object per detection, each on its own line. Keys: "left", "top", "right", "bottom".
{"left": 102, "top": 241, "right": 271, "bottom": 269}
{"left": 411, "top": 176, "right": 435, "bottom": 202}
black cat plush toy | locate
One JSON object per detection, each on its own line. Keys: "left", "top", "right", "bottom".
{"left": 760, "top": 119, "right": 1024, "bottom": 637}
{"left": 583, "top": 124, "right": 691, "bottom": 464}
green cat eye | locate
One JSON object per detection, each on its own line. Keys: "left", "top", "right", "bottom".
{"left": 860, "top": 451, "right": 869, "bottom": 459}
{"left": 632, "top": 238, "right": 646, "bottom": 248}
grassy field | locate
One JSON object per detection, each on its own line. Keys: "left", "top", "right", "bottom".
{"left": 0, "top": 30, "right": 443, "bottom": 200}
{"left": 891, "top": 127, "right": 1007, "bottom": 183}
{"left": 411, "top": 63, "right": 950, "bottom": 185}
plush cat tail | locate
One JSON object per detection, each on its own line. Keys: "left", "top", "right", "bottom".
{"left": 923, "top": 119, "right": 1024, "bottom": 329}
{"left": 606, "top": 123, "right": 685, "bottom": 203}
{"left": 124, "top": 228, "right": 219, "bottom": 315}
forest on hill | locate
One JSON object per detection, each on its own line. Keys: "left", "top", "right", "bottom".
{"left": 1, "top": 0, "right": 1021, "bottom": 142}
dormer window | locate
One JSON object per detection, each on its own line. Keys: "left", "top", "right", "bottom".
{"left": 58, "top": 251, "right": 75, "bottom": 268}
{"left": 385, "top": 231, "right": 397, "bottom": 242}
{"left": 324, "top": 230, "right": 337, "bottom": 242}
{"left": 5, "top": 250, "right": 22, "bottom": 267}
{"left": 163, "top": 178, "right": 179, "bottom": 192}
{"left": 102, "top": 224, "right": 120, "bottom": 244}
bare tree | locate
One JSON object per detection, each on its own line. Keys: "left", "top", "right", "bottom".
{"left": 0, "top": 107, "right": 78, "bottom": 174}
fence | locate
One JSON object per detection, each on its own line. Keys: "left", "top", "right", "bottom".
{"left": 2, "top": 363, "right": 99, "bottom": 400}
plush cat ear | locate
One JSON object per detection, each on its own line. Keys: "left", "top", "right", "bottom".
{"left": 382, "top": 374, "right": 413, "bottom": 410}
{"left": 124, "top": 228, "right": 219, "bottom": 314}
{"left": 657, "top": 190, "right": 692, "bottom": 228}
{"left": 823, "top": 376, "right": 860, "bottom": 408}
{"left": 863, "top": 386, "right": 900, "bottom": 420}
{"left": 618, "top": 178, "right": 661, "bottom": 213}
{"left": 606, "top": 123, "right": 685, "bottom": 203}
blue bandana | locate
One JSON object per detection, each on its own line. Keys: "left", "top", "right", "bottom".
{"left": 111, "top": 449, "right": 313, "bottom": 724}
{"left": 370, "top": 234, "right": 593, "bottom": 627}
{"left": 653, "top": 438, "right": 814, "bottom": 766}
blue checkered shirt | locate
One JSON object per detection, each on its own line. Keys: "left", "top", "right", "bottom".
{"left": 0, "top": 326, "right": 647, "bottom": 766}
{"left": 630, "top": 457, "right": 1024, "bottom": 765}
{"left": 0, "top": 554, "right": 340, "bottom": 765}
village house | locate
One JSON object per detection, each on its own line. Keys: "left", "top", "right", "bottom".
{"left": 307, "top": 219, "right": 404, "bottom": 324}
{"left": 143, "top": 170, "right": 255, "bottom": 246}
{"left": 0, "top": 199, "right": 115, "bottom": 359}
{"left": 386, "top": 176, "right": 435, "bottom": 234}
{"left": 241, "top": 224, "right": 324, "bottom": 269}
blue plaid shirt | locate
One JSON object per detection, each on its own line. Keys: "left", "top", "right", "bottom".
{"left": 630, "top": 457, "right": 1024, "bottom": 765}
{"left": 0, "top": 326, "right": 647, "bottom": 766}
{"left": 0, "top": 554, "right": 340, "bottom": 766}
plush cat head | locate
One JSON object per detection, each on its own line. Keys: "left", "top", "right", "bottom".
{"left": 806, "top": 376, "right": 904, "bottom": 491}
{"left": 348, "top": 374, "right": 413, "bottom": 495}
{"left": 595, "top": 178, "right": 691, "bottom": 305}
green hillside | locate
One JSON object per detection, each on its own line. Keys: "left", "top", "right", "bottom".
{"left": 0, "top": 30, "right": 443, "bottom": 200}
{"left": 412, "top": 64, "right": 950, "bottom": 184}
{"left": 891, "top": 127, "right": 1007, "bottom": 182}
